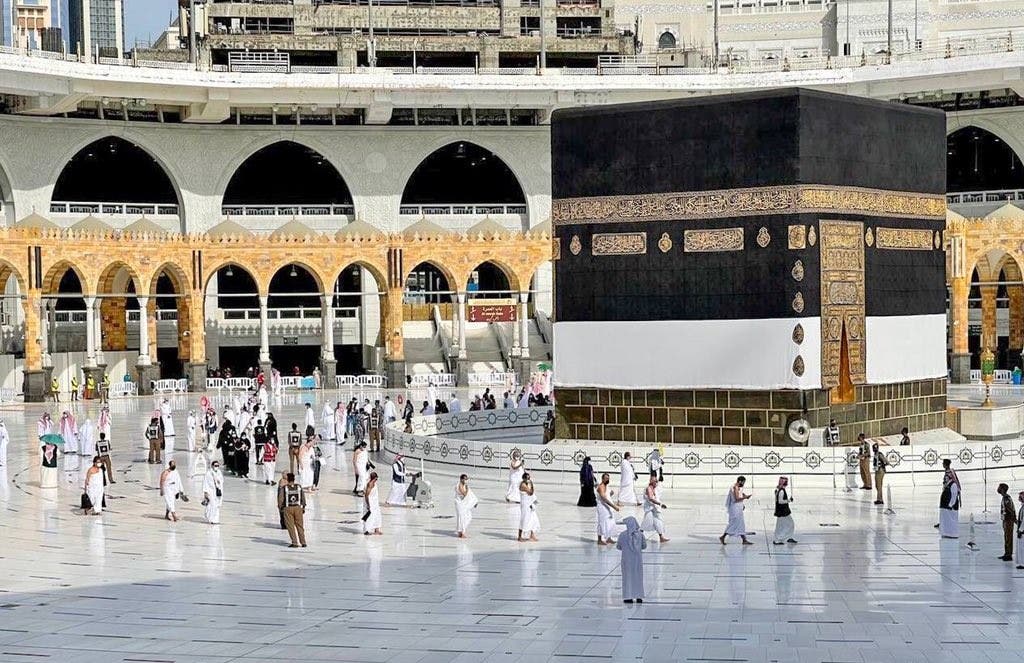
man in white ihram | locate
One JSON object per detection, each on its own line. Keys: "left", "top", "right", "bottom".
{"left": 617, "top": 452, "right": 639, "bottom": 506}
{"left": 449, "top": 393, "right": 462, "bottom": 414}
{"left": 159, "top": 460, "right": 184, "bottom": 522}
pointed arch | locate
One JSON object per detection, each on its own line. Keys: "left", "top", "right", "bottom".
{"left": 97, "top": 260, "right": 143, "bottom": 295}
{"left": 51, "top": 136, "right": 183, "bottom": 209}
{"left": 42, "top": 260, "right": 90, "bottom": 296}
{"left": 401, "top": 141, "right": 526, "bottom": 206}
{"left": 148, "top": 261, "right": 191, "bottom": 296}
{"left": 947, "top": 125, "right": 1024, "bottom": 193}
{"left": 223, "top": 140, "right": 354, "bottom": 207}
{"left": 465, "top": 259, "right": 519, "bottom": 294}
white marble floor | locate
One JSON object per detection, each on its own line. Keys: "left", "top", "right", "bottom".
{"left": 1, "top": 392, "right": 1024, "bottom": 663}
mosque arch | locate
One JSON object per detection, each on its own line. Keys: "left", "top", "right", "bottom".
{"left": 223, "top": 140, "right": 354, "bottom": 207}
{"left": 401, "top": 141, "right": 527, "bottom": 207}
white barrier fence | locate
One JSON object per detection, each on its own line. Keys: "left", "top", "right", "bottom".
{"left": 335, "top": 375, "right": 387, "bottom": 389}
{"left": 0, "top": 387, "right": 16, "bottom": 403}
{"left": 468, "top": 371, "right": 517, "bottom": 388}
{"left": 409, "top": 373, "right": 456, "bottom": 387}
{"left": 152, "top": 378, "right": 187, "bottom": 393}
{"left": 108, "top": 382, "right": 137, "bottom": 398}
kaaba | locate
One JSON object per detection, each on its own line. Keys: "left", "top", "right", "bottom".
{"left": 551, "top": 89, "right": 948, "bottom": 446}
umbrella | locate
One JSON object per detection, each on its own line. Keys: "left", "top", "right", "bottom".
{"left": 538, "top": 362, "right": 552, "bottom": 371}
{"left": 40, "top": 433, "right": 64, "bottom": 447}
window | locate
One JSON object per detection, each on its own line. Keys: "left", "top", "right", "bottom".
{"left": 657, "top": 31, "right": 677, "bottom": 49}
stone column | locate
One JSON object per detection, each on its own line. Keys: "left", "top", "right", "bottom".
{"left": 137, "top": 296, "right": 152, "bottom": 366}
{"left": 320, "top": 294, "right": 337, "bottom": 384}
{"left": 457, "top": 292, "right": 468, "bottom": 358}
{"left": 519, "top": 291, "right": 530, "bottom": 358}
{"left": 259, "top": 294, "right": 272, "bottom": 377}
{"left": 1009, "top": 286, "right": 1024, "bottom": 370}
{"left": 949, "top": 276, "right": 971, "bottom": 383}
{"left": 135, "top": 295, "right": 159, "bottom": 394}
{"left": 84, "top": 295, "right": 97, "bottom": 368}
{"left": 93, "top": 297, "right": 105, "bottom": 367}
{"left": 456, "top": 291, "right": 470, "bottom": 385}
{"left": 22, "top": 291, "right": 49, "bottom": 402}
{"left": 381, "top": 287, "right": 406, "bottom": 387}
{"left": 981, "top": 284, "right": 998, "bottom": 354}
{"left": 40, "top": 299, "right": 51, "bottom": 368}
{"left": 185, "top": 290, "right": 207, "bottom": 391}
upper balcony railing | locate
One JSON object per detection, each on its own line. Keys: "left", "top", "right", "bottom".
{"left": 50, "top": 201, "right": 180, "bottom": 216}
{"left": 1, "top": 29, "right": 1020, "bottom": 78}
{"left": 399, "top": 203, "right": 528, "bottom": 215}
{"left": 221, "top": 204, "right": 355, "bottom": 217}
{"left": 947, "top": 189, "right": 1024, "bottom": 208}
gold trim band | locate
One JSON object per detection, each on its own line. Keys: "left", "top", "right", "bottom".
{"left": 552, "top": 185, "right": 946, "bottom": 226}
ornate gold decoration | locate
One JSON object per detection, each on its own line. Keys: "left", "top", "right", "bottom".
{"left": 757, "top": 227, "right": 771, "bottom": 248}
{"left": 934, "top": 231, "right": 941, "bottom": 249}
{"left": 552, "top": 238, "right": 561, "bottom": 261}
{"left": 569, "top": 235, "right": 582, "bottom": 255}
{"left": 683, "top": 228, "right": 744, "bottom": 252}
{"left": 788, "top": 225, "right": 806, "bottom": 249}
{"left": 865, "top": 227, "right": 874, "bottom": 247}
{"left": 792, "top": 355, "right": 805, "bottom": 377}
{"left": 551, "top": 185, "right": 946, "bottom": 226}
{"left": 792, "top": 292, "right": 805, "bottom": 313}
{"left": 808, "top": 225, "right": 817, "bottom": 246}
{"left": 591, "top": 232, "right": 647, "bottom": 256}
{"left": 658, "top": 232, "right": 673, "bottom": 253}
{"left": 792, "top": 323, "right": 804, "bottom": 345}
{"left": 875, "top": 227, "right": 933, "bottom": 250}
{"left": 791, "top": 260, "right": 804, "bottom": 282}
{"left": 819, "top": 220, "right": 866, "bottom": 389}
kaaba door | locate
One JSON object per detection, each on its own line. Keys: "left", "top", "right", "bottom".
{"left": 819, "top": 220, "right": 866, "bottom": 393}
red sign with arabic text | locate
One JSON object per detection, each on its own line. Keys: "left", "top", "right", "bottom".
{"left": 468, "top": 304, "right": 517, "bottom": 323}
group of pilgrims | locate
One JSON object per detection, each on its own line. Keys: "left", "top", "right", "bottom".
{"left": 27, "top": 383, "right": 982, "bottom": 604}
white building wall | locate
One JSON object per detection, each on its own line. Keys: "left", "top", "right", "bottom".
{"left": 0, "top": 115, "right": 553, "bottom": 234}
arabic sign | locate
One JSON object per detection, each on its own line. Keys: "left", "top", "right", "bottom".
{"left": 468, "top": 304, "right": 517, "bottom": 323}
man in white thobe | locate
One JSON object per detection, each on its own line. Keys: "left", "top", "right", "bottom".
{"left": 303, "top": 403, "right": 316, "bottom": 437}
{"left": 79, "top": 418, "right": 96, "bottom": 458}
{"left": 383, "top": 396, "right": 398, "bottom": 424}
{"left": 160, "top": 399, "right": 175, "bottom": 454}
{"left": 449, "top": 394, "right": 462, "bottom": 414}
{"left": 203, "top": 462, "right": 224, "bottom": 525}
{"left": 618, "top": 452, "right": 639, "bottom": 506}
{"left": 84, "top": 457, "right": 105, "bottom": 515}
{"left": 186, "top": 410, "right": 197, "bottom": 453}
{"left": 454, "top": 474, "right": 477, "bottom": 537}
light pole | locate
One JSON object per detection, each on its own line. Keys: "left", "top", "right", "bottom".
{"left": 367, "top": 0, "right": 376, "bottom": 67}
{"left": 713, "top": 0, "right": 719, "bottom": 68}
{"left": 189, "top": 0, "right": 197, "bottom": 65}
{"left": 539, "top": 0, "right": 546, "bottom": 69}
{"left": 887, "top": 0, "right": 893, "bottom": 58}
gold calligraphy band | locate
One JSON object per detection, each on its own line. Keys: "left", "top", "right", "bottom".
{"left": 552, "top": 185, "right": 946, "bottom": 226}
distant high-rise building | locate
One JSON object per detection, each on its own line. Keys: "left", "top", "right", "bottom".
{"left": 40, "top": 24, "right": 61, "bottom": 51}
{"left": 68, "top": 0, "right": 122, "bottom": 58}
{"left": 14, "top": 0, "right": 51, "bottom": 49}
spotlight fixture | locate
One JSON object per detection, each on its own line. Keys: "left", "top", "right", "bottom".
{"left": 226, "top": 266, "right": 234, "bottom": 277}
{"left": 290, "top": 265, "right": 297, "bottom": 277}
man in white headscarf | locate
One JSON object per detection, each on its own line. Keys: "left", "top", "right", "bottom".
{"left": 60, "top": 411, "right": 79, "bottom": 455}
{"left": 37, "top": 412, "right": 53, "bottom": 440}
{"left": 616, "top": 516, "right": 646, "bottom": 603}
{"left": 159, "top": 398, "right": 175, "bottom": 454}
{"left": 617, "top": 452, "right": 639, "bottom": 506}
{"left": 202, "top": 461, "right": 224, "bottom": 525}
{"left": 0, "top": 417, "right": 8, "bottom": 467}
{"left": 79, "top": 418, "right": 96, "bottom": 458}
{"left": 186, "top": 410, "right": 197, "bottom": 453}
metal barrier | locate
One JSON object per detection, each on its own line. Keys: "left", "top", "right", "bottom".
{"left": 334, "top": 374, "right": 386, "bottom": 389}
{"left": 995, "top": 369, "right": 1013, "bottom": 384}
{"left": 152, "top": 378, "right": 187, "bottom": 393}
{"left": 410, "top": 373, "right": 456, "bottom": 387}
{"left": 226, "top": 377, "right": 256, "bottom": 391}
{"left": 108, "top": 382, "right": 137, "bottom": 398}
{"left": 468, "top": 371, "right": 516, "bottom": 388}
